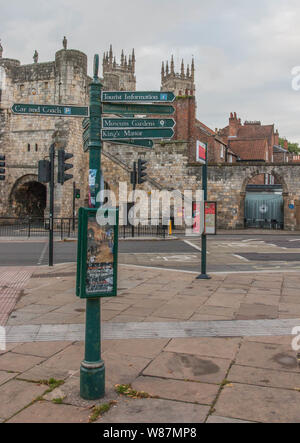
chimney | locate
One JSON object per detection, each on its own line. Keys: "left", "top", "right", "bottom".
{"left": 229, "top": 112, "right": 239, "bottom": 137}
{"left": 284, "top": 139, "right": 288, "bottom": 150}
{"left": 274, "top": 130, "right": 279, "bottom": 146}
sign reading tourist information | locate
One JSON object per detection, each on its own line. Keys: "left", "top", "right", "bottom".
{"left": 101, "top": 128, "right": 174, "bottom": 141}
{"left": 204, "top": 202, "right": 217, "bottom": 235}
{"left": 196, "top": 140, "right": 207, "bottom": 165}
{"left": 102, "top": 103, "right": 175, "bottom": 116}
{"left": 76, "top": 208, "right": 119, "bottom": 299}
{"left": 12, "top": 103, "right": 89, "bottom": 118}
{"left": 102, "top": 118, "right": 176, "bottom": 129}
{"left": 102, "top": 91, "right": 175, "bottom": 103}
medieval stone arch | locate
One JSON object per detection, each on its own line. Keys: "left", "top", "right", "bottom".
{"left": 9, "top": 174, "right": 47, "bottom": 217}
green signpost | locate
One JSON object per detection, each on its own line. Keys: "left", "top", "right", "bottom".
{"left": 102, "top": 91, "right": 175, "bottom": 103}
{"left": 78, "top": 55, "right": 109, "bottom": 401}
{"left": 101, "top": 128, "right": 174, "bottom": 140}
{"left": 12, "top": 103, "right": 89, "bottom": 117}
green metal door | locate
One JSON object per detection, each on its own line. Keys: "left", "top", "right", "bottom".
{"left": 245, "top": 193, "right": 283, "bottom": 229}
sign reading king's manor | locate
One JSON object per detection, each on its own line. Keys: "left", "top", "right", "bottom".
{"left": 76, "top": 208, "right": 119, "bottom": 299}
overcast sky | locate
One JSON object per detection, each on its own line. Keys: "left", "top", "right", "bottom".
{"left": 2, "top": 0, "right": 300, "bottom": 141}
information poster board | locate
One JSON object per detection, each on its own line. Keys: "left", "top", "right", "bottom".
{"left": 76, "top": 208, "right": 119, "bottom": 299}
{"left": 196, "top": 141, "right": 207, "bottom": 164}
{"left": 204, "top": 202, "right": 217, "bottom": 235}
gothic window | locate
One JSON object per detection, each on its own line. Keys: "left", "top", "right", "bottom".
{"left": 35, "top": 144, "right": 38, "bottom": 152}
{"left": 27, "top": 144, "right": 31, "bottom": 152}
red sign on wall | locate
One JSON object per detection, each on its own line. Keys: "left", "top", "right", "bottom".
{"left": 196, "top": 141, "right": 207, "bottom": 164}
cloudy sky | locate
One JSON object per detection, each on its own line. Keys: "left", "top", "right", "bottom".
{"left": 2, "top": 0, "right": 300, "bottom": 141}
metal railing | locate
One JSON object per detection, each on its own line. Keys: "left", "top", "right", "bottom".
{"left": 0, "top": 217, "right": 170, "bottom": 239}
{"left": 0, "top": 217, "right": 78, "bottom": 240}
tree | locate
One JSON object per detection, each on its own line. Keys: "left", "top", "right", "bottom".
{"left": 278, "top": 137, "right": 300, "bottom": 154}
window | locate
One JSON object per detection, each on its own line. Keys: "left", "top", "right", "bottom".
{"left": 220, "top": 146, "right": 225, "bottom": 159}
{"left": 35, "top": 144, "right": 38, "bottom": 152}
{"left": 27, "top": 144, "right": 30, "bottom": 152}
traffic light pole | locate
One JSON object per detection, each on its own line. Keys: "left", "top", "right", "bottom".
{"left": 49, "top": 144, "right": 55, "bottom": 267}
{"left": 197, "top": 153, "right": 211, "bottom": 280}
{"left": 132, "top": 162, "right": 137, "bottom": 238}
{"left": 73, "top": 182, "right": 76, "bottom": 231}
{"left": 80, "top": 55, "right": 105, "bottom": 401}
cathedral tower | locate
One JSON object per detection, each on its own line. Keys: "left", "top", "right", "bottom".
{"left": 102, "top": 45, "right": 136, "bottom": 91}
{"left": 161, "top": 56, "right": 195, "bottom": 96}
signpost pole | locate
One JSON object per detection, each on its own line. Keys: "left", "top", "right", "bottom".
{"left": 197, "top": 144, "right": 211, "bottom": 280}
{"left": 49, "top": 144, "right": 55, "bottom": 267}
{"left": 80, "top": 55, "right": 105, "bottom": 400}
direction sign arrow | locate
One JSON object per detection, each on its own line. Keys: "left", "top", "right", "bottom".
{"left": 107, "top": 139, "right": 154, "bottom": 149}
{"left": 102, "top": 118, "right": 176, "bottom": 129}
{"left": 12, "top": 103, "right": 89, "bottom": 117}
{"left": 102, "top": 103, "right": 175, "bottom": 116}
{"left": 102, "top": 91, "right": 175, "bottom": 103}
{"left": 101, "top": 128, "right": 174, "bottom": 140}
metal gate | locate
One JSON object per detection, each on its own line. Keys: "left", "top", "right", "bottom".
{"left": 245, "top": 193, "right": 283, "bottom": 229}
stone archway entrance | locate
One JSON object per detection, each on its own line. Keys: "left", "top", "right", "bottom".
{"left": 10, "top": 175, "right": 47, "bottom": 218}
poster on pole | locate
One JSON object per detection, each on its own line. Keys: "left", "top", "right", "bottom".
{"left": 204, "top": 202, "right": 217, "bottom": 235}
{"left": 196, "top": 141, "right": 207, "bottom": 164}
{"left": 76, "top": 208, "right": 119, "bottom": 299}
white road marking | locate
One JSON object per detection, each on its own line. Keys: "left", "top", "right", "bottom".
{"left": 184, "top": 240, "right": 203, "bottom": 253}
{"left": 37, "top": 242, "right": 48, "bottom": 266}
{"left": 233, "top": 254, "right": 249, "bottom": 262}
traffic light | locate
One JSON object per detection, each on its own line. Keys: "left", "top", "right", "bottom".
{"left": 58, "top": 149, "right": 74, "bottom": 185}
{"left": 138, "top": 159, "right": 148, "bottom": 184}
{"left": 75, "top": 188, "right": 81, "bottom": 199}
{"left": 0, "top": 155, "right": 5, "bottom": 181}
{"left": 38, "top": 160, "right": 51, "bottom": 183}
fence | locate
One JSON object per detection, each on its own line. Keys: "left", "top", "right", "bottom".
{"left": 0, "top": 217, "right": 77, "bottom": 240}
{"left": 0, "top": 217, "right": 171, "bottom": 239}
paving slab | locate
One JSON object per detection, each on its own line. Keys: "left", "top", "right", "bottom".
{"left": 236, "top": 303, "right": 278, "bottom": 320}
{"left": 0, "top": 352, "right": 44, "bottom": 372}
{"left": 0, "top": 380, "right": 47, "bottom": 421}
{"left": 132, "top": 376, "right": 219, "bottom": 405}
{"left": 0, "top": 370, "right": 18, "bottom": 386}
{"left": 165, "top": 337, "right": 241, "bottom": 360}
{"left": 228, "top": 364, "right": 300, "bottom": 390}
{"left": 143, "top": 351, "right": 231, "bottom": 384}
{"left": 8, "top": 400, "right": 91, "bottom": 423}
{"left": 104, "top": 352, "right": 152, "bottom": 386}
{"left": 11, "top": 341, "right": 72, "bottom": 358}
{"left": 97, "top": 398, "right": 210, "bottom": 424}
{"left": 235, "top": 341, "right": 298, "bottom": 372}
{"left": 206, "top": 415, "right": 254, "bottom": 423}
{"left": 215, "top": 383, "right": 300, "bottom": 423}
{"left": 102, "top": 338, "right": 169, "bottom": 359}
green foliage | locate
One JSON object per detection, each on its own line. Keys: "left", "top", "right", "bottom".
{"left": 115, "top": 384, "right": 154, "bottom": 399}
{"left": 89, "top": 402, "right": 117, "bottom": 423}
{"left": 279, "top": 137, "right": 300, "bottom": 154}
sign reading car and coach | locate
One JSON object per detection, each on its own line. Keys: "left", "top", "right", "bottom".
{"left": 12, "top": 103, "right": 89, "bottom": 117}
{"left": 101, "top": 91, "right": 175, "bottom": 103}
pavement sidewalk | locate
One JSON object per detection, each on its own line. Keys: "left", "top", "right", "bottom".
{"left": 0, "top": 263, "right": 300, "bottom": 423}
